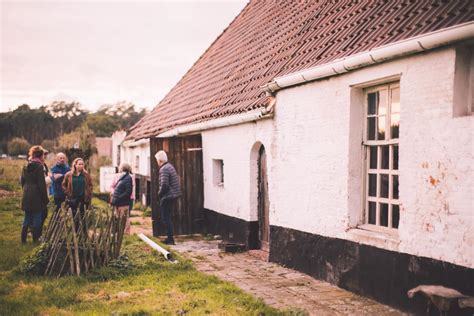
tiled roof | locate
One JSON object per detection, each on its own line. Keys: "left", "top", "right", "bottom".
{"left": 129, "top": 0, "right": 473, "bottom": 140}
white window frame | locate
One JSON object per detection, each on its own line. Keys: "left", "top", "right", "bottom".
{"left": 361, "top": 82, "right": 400, "bottom": 235}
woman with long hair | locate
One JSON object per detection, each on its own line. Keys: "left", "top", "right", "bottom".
{"left": 20, "top": 146, "right": 49, "bottom": 243}
{"left": 62, "top": 158, "right": 93, "bottom": 216}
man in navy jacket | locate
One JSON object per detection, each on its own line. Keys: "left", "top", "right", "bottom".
{"left": 155, "top": 150, "right": 181, "bottom": 245}
{"left": 50, "top": 153, "right": 71, "bottom": 212}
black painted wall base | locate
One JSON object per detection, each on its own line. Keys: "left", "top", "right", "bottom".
{"left": 202, "top": 208, "right": 259, "bottom": 249}
{"left": 269, "top": 225, "right": 474, "bottom": 315}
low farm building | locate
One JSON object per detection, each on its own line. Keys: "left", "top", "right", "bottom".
{"left": 127, "top": 1, "right": 474, "bottom": 313}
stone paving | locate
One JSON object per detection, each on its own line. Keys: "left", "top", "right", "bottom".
{"left": 130, "top": 216, "right": 406, "bottom": 315}
{"left": 170, "top": 239, "right": 407, "bottom": 315}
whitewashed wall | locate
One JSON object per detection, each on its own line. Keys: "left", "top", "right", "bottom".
{"left": 202, "top": 46, "right": 473, "bottom": 269}
{"left": 120, "top": 143, "right": 150, "bottom": 177}
{"left": 111, "top": 131, "right": 126, "bottom": 167}
{"left": 202, "top": 119, "right": 274, "bottom": 222}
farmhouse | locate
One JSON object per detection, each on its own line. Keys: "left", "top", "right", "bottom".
{"left": 127, "top": 1, "right": 474, "bottom": 311}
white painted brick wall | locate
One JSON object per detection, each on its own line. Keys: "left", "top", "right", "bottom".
{"left": 202, "top": 119, "right": 274, "bottom": 222}
{"left": 120, "top": 143, "right": 150, "bottom": 177}
{"left": 202, "top": 46, "right": 473, "bottom": 268}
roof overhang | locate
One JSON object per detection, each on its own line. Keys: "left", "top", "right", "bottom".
{"left": 121, "top": 138, "right": 149, "bottom": 147}
{"left": 263, "top": 21, "right": 474, "bottom": 93}
{"left": 155, "top": 97, "right": 276, "bottom": 138}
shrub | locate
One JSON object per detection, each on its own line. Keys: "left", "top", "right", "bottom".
{"left": 7, "top": 138, "right": 31, "bottom": 156}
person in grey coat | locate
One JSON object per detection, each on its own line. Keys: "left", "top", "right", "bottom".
{"left": 155, "top": 150, "right": 181, "bottom": 245}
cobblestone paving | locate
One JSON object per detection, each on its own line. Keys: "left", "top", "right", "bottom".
{"left": 170, "top": 239, "right": 407, "bottom": 316}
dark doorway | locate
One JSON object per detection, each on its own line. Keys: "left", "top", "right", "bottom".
{"left": 258, "top": 145, "right": 270, "bottom": 251}
{"left": 150, "top": 135, "right": 204, "bottom": 236}
{"left": 146, "top": 180, "right": 151, "bottom": 206}
{"left": 135, "top": 177, "right": 140, "bottom": 202}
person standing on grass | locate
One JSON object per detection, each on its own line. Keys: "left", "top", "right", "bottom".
{"left": 110, "top": 162, "right": 133, "bottom": 235}
{"left": 20, "top": 146, "right": 49, "bottom": 243}
{"left": 155, "top": 150, "right": 181, "bottom": 245}
{"left": 50, "top": 153, "right": 70, "bottom": 212}
{"left": 62, "top": 158, "right": 93, "bottom": 217}
{"left": 110, "top": 163, "right": 135, "bottom": 215}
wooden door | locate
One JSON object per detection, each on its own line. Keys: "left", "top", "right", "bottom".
{"left": 258, "top": 145, "right": 270, "bottom": 251}
{"left": 150, "top": 135, "right": 204, "bottom": 236}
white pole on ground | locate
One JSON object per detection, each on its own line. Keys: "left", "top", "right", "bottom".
{"left": 138, "top": 233, "right": 175, "bottom": 262}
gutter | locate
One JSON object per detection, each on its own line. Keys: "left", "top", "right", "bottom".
{"left": 157, "top": 97, "right": 275, "bottom": 138}
{"left": 263, "top": 22, "right": 474, "bottom": 93}
{"left": 121, "top": 138, "right": 149, "bottom": 147}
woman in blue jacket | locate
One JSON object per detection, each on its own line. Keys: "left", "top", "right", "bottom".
{"left": 110, "top": 163, "right": 133, "bottom": 235}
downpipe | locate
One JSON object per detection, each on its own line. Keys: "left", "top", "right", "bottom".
{"left": 138, "top": 233, "right": 177, "bottom": 263}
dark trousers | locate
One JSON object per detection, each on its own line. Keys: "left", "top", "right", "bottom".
{"left": 160, "top": 199, "right": 175, "bottom": 239}
{"left": 54, "top": 196, "right": 65, "bottom": 212}
{"left": 22, "top": 211, "right": 43, "bottom": 229}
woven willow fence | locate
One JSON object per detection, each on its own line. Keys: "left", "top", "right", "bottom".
{"left": 41, "top": 205, "right": 127, "bottom": 277}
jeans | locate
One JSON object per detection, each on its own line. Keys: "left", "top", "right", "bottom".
{"left": 23, "top": 210, "right": 43, "bottom": 229}
{"left": 160, "top": 199, "right": 175, "bottom": 239}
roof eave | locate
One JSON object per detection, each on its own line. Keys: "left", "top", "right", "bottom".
{"left": 263, "top": 21, "right": 474, "bottom": 94}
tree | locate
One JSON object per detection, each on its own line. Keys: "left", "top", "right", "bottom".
{"left": 41, "top": 139, "right": 56, "bottom": 153}
{"left": 85, "top": 114, "right": 120, "bottom": 137}
{"left": 3, "top": 104, "right": 57, "bottom": 145}
{"left": 7, "top": 137, "right": 31, "bottom": 156}
{"left": 57, "top": 125, "right": 96, "bottom": 165}
{"left": 96, "top": 101, "right": 146, "bottom": 131}
{"left": 45, "top": 101, "right": 87, "bottom": 135}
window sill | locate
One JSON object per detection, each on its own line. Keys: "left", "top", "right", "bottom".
{"left": 346, "top": 225, "right": 400, "bottom": 251}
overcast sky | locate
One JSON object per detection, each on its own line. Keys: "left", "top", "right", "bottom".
{"left": 0, "top": 0, "right": 247, "bottom": 112}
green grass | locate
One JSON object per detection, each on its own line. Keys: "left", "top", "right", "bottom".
{"left": 0, "top": 160, "right": 291, "bottom": 315}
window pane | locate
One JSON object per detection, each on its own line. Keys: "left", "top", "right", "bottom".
{"left": 369, "top": 146, "right": 377, "bottom": 169}
{"left": 391, "top": 87, "right": 400, "bottom": 113}
{"left": 368, "top": 202, "right": 376, "bottom": 224}
{"left": 392, "top": 175, "right": 399, "bottom": 199}
{"left": 378, "top": 89, "right": 388, "bottom": 115}
{"left": 391, "top": 113, "right": 400, "bottom": 139}
{"left": 392, "top": 205, "right": 400, "bottom": 228}
{"left": 380, "top": 174, "right": 389, "bottom": 198}
{"left": 367, "top": 117, "right": 376, "bottom": 140}
{"left": 368, "top": 174, "right": 377, "bottom": 197}
{"left": 393, "top": 145, "right": 399, "bottom": 170}
{"left": 381, "top": 145, "right": 389, "bottom": 169}
{"left": 377, "top": 116, "right": 386, "bottom": 140}
{"left": 368, "top": 92, "right": 377, "bottom": 115}
{"left": 380, "top": 203, "right": 388, "bottom": 227}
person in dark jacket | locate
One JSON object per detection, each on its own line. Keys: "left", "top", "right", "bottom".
{"left": 62, "top": 158, "right": 93, "bottom": 217}
{"left": 21, "top": 146, "right": 49, "bottom": 243}
{"left": 110, "top": 163, "right": 133, "bottom": 235}
{"left": 155, "top": 150, "right": 181, "bottom": 245}
{"left": 50, "top": 152, "right": 70, "bottom": 212}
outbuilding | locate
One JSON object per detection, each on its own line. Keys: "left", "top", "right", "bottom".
{"left": 127, "top": 1, "right": 474, "bottom": 312}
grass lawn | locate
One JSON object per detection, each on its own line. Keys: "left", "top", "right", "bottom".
{"left": 0, "top": 159, "right": 292, "bottom": 315}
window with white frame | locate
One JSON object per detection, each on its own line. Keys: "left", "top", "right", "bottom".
{"left": 363, "top": 82, "right": 400, "bottom": 230}
{"left": 135, "top": 155, "right": 139, "bottom": 171}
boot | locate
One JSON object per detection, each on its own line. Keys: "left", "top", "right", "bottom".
{"left": 32, "top": 227, "right": 41, "bottom": 243}
{"left": 161, "top": 237, "right": 175, "bottom": 245}
{"left": 21, "top": 226, "right": 28, "bottom": 243}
